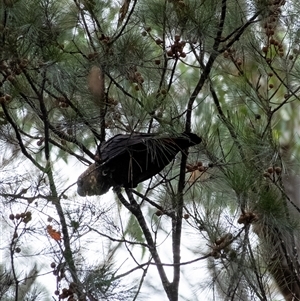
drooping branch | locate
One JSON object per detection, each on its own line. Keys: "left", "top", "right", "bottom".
{"left": 1, "top": 103, "right": 45, "bottom": 171}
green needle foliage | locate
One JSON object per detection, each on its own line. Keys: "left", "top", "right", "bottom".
{"left": 1, "top": 0, "right": 300, "bottom": 300}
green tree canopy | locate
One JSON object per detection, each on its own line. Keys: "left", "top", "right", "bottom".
{"left": 1, "top": 0, "right": 300, "bottom": 300}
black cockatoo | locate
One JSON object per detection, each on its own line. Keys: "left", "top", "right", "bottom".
{"left": 77, "top": 132, "right": 201, "bottom": 196}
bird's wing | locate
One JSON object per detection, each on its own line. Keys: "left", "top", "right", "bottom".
{"left": 99, "top": 133, "right": 157, "bottom": 163}
{"left": 99, "top": 132, "right": 201, "bottom": 165}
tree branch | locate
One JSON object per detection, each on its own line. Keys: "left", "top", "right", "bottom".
{"left": 114, "top": 187, "right": 174, "bottom": 300}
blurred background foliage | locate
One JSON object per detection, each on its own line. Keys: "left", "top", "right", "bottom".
{"left": 1, "top": 0, "right": 300, "bottom": 300}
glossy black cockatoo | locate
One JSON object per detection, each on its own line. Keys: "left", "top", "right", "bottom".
{"left": 77, "top": 132, "right": 201, "bottom": 196}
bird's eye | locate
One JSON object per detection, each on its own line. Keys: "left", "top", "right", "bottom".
{"left": 77, "top": 178, "right": 83, "bottom": 187}
{"left": 102, "top": 170, "right": 108, "bottom": 176}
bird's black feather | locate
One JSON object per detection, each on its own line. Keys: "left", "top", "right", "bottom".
{"left": 77, "top": 132, "right": 201, "bottom": 196}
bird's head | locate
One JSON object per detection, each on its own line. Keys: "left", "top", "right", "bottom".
{"left": 77, "top": 163, "right": 111, "bottom": 196}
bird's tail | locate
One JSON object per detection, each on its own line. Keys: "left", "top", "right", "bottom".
{"left": 183, "top": 132, "right": 202, "bottom": 146}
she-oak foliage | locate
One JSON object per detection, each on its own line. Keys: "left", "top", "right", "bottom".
{"left": 1, "top": 0, "right": 300, "bottom": 300}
